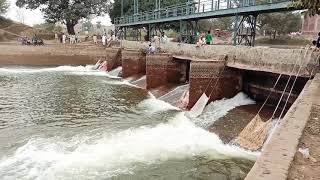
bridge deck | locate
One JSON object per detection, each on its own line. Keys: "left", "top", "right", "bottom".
{"left": 115, "top": 0, "right": 292, "bottom": 27}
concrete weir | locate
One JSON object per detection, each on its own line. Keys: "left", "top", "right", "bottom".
{"left": 0, "top": 42, "right": 319, "bottom": 179}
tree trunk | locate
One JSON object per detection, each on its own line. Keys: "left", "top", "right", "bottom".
{"left": 273, "top": 30, "right": 276, "bottom": 39}
{"left": 66, "top": 22, "right": 76, "bottom": 35}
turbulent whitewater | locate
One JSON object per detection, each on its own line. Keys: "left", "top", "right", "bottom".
{"left": 0, "top": 66, "right": 257, "bottom": 180}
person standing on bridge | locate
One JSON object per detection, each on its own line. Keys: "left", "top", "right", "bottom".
{"left": 205, "top": 31, "right": 212, "bottom": 45}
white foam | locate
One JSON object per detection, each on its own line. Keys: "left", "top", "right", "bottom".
{"left": 108, "top": 67, "right": 122, "bottom": 77}
{"left": 137, "top": 97, "right": 180, "bottom": 114}
{"left": 0, "top": 113, "right": 259, "bottom": 179}
{"left": 158, "top": 84, "right": 189, "bottom": 106}
{"left": 131, "top": 75, "right": 146, "bottom": 84}
{"left": 193, "top": 92, "right": 256, "bottom": 128}
{"left": 102, "top": 79, "right": 142, "bottom": 89}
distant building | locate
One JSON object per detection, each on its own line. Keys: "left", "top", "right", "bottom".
{"left": 301, "top": 15, "right": 320, "bottom": 36}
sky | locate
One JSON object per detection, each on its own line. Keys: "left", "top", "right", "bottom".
{"left": 4, "top": 0, "right": 112, "bottom": 26}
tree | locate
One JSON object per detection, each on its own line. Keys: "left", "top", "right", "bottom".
{"left": 33, "top": 22, "right": 56, "bottom": 33}
{"left": 0, "top": 0, "right": 8, "bottom": 14}
{"left": 198, "top": 17, "right": 233, "bottom": 32}
{"left": 16, "top": 0, "right": 111, "bottom": 35}
{"left": 258, "top": 12, "right": 302, "bottom": 39}
{"left": 291, "top": 0, "right": 320, "bottom": 15}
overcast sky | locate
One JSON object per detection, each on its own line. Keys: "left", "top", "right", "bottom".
{"left": 4, "top": 0, "right": 112, "bottom": 26}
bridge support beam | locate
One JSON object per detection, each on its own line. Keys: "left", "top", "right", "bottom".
{"left": 234, "top": 14, "right": 258, "bottom": 46}
{"left": 179, "top": 20, "right": 198, "bottom": 44}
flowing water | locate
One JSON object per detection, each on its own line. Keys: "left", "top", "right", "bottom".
{"left": 0, "top": 66, "right": 258, "bottom": 180}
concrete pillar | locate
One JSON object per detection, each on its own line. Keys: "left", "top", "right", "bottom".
{"left": 121, "top": 49, "right": 146, "bottom": 78}
{"left": 146, "top": 53, "right": 171, "bottom": 89}
{"left": 188, "top": 61, "right": 242, "bottom": 109}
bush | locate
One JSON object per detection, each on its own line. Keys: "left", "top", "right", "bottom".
{"left": 0, "top": 16, "right": 13, "bottom": 29}
{"left": 256, "top": 36, "right": 310, "bottom": 46}
{"left": 37, "top": 33, "right": 55, "bottom": 40}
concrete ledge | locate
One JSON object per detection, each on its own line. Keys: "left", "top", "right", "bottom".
{"left": 245, "top": 73, "right": 320, "bottom": 180}
{"left": 0, "top": 54, "right": 96, "bottom": 66}
{"left": 121, "top": 40, "right": 319, "bottom": 77}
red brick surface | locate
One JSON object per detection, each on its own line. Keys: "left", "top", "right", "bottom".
{"left": 122, "top": 50, "right": 146, "bottom": 78}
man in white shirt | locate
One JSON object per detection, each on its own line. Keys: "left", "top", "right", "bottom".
{"left": 93, "top": 35, "right": 98, "bottom": 44}
{"left": 62, "top": 33, "right": 66, "bottom": 44}
{"left": 102, "top": 34, "right": 106, "bottom": 46}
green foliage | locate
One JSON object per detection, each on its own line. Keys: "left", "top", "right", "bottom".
{"left": 0, "top": 0, "right": 9, "bottom": 14}
{"left": 198, "top": 17, "right": 233, "bottom": 32}
{"left": 16, "top": 0, "right": 111, "bottom": 34}
{"left": 33, "top": 22, "right": 63, "bottom": 33}
{"left": 82, "top": 20, "right": 93, "bottom": 31}
{"left": 258, "top": 12, "right": 302, "bottom": 38}
{"left": 291, "top": 0, "right": 320, "bottom": 16}
{"left": 256, "top": 36, "right": 310, "bottom": 46}
{"left": 0, "top": 16, "right": 13, "bottom": 29}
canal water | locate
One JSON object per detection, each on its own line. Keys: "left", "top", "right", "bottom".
{"left": 0, "top": 66, "right": 258, "bottom": 180}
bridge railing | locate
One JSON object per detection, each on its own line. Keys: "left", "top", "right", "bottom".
{"left": 114, "top": 0, "right": 290, "bottom": 25}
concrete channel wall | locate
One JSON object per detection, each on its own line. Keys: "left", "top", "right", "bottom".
{"left": 245, "top": 74, "right": 320, "bottom": 180}
{"left": 0, "top": 44, "right": 120, "bottom": 66}
{"left": 121, "top": 40, "right": 319, "bottom": 77}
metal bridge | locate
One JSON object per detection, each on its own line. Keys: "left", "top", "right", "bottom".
{"left": 114, "top": 0, "right": 294, "bottom": 46}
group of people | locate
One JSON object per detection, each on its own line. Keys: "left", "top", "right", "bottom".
{"left": 147, "top": 32, "right": 168, "bottom": 54}
{"left": 92, "top": 34, "right": 108, "bottom": 46}
{"left": 19, "top": 35, "right": 44, "bottom": 46}
{"left": 197, "top": 31, "right": 212, "bottom": 46}
{"left": 55, "top": 33, "right": 80, "bottom": 44}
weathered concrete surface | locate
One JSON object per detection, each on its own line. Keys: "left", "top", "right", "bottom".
{"left": 146, "top": 53, "right": 187, "bottom": 89}
{"left": 188, "top": 61, "right": 242, "bottom": 109}
{"left": 0, "top": 44, "right": 121, "bottom": 67}
{"left": 243, "top": 71, "right": 308, "bottom": 107}
{"left": 245, "top": 73, "right": 320, "bottom": 180}
{"left": 121, "top": 49, "right": 146, "bottom": 78}
{"left": 121, "top": 40, "right": 319, "bottom": 77}
{"left": 146, "top": 53, "right": 172, "bottom": 89}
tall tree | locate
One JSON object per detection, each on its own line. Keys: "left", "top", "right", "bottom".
{"left": 258, "top": 12, "right": 302, "bottom": 39}
{"left": 0, "top": 0, "right": 8, "bottom": 14}
{"left": 16, "top": 0, "right": 111, "bottom": 35}
{"left": 291, "top": 0, "right": 320, "bottom": 15}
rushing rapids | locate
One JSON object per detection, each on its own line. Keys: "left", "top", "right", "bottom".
{"left": 0, "top": 66, "right": 258, "bottom": 180}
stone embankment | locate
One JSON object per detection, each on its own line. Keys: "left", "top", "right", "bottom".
{"left": 0, "top": 43, "right": 120, "bottom": 67}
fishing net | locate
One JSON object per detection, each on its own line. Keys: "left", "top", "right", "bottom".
{"left": 234, "top": 115, "right": 273, "bottom": 151}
